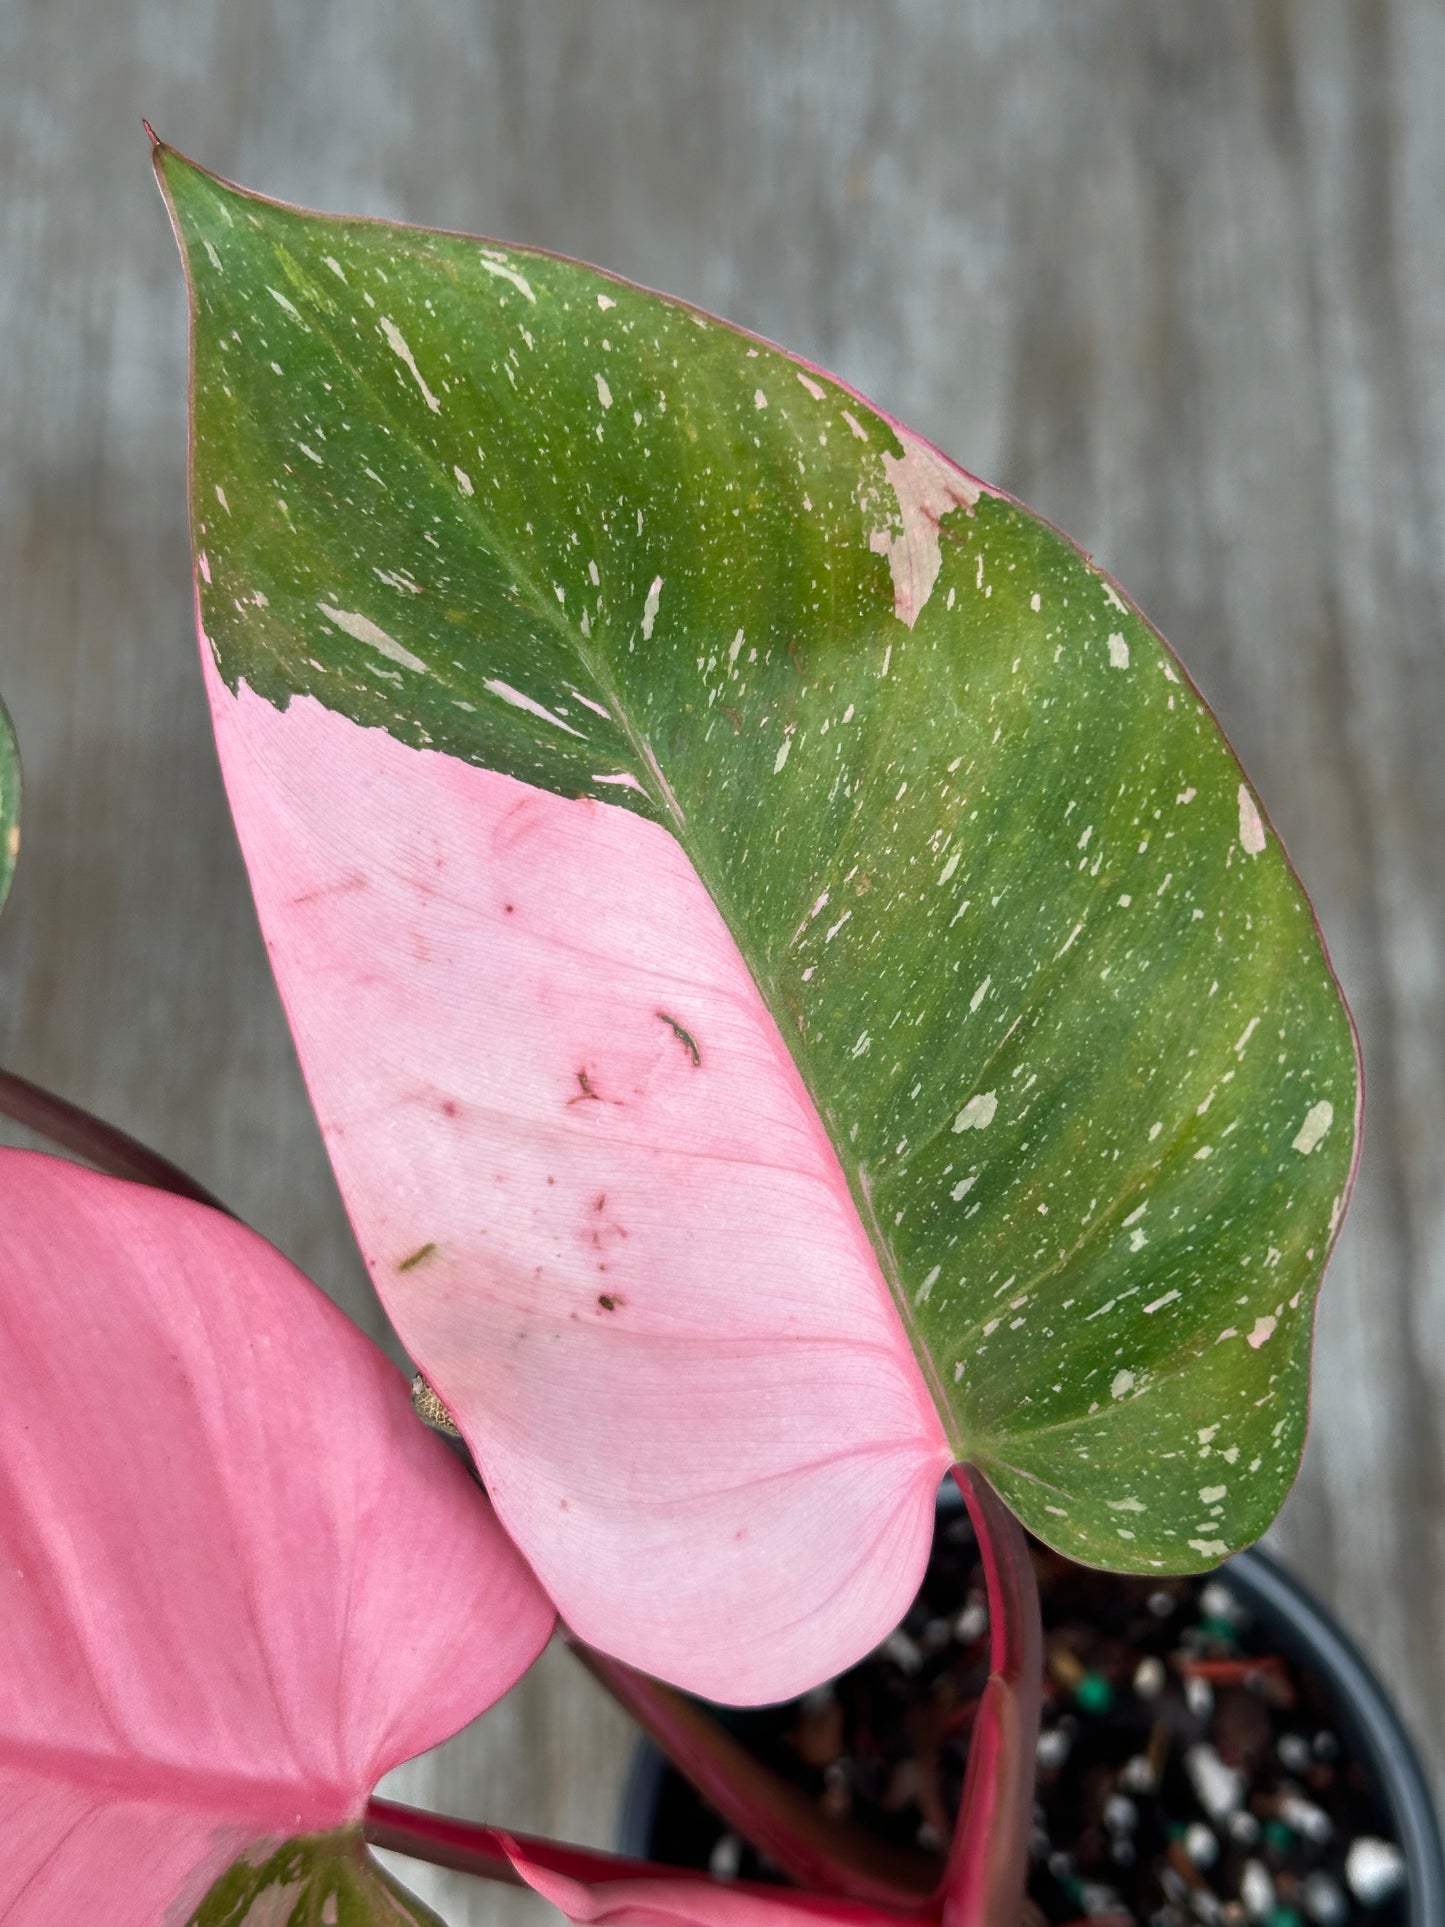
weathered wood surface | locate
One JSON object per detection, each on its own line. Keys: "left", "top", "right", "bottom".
{"left": 1, "top": 2, "right": 1441, "bottom": 1916}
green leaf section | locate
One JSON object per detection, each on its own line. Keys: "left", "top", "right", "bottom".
{"left": 158, "top": 149, "right": 1359, "bottom": 1573}
{"left": 190, "top": 1827, "right": 445, "bottom": 1927}
{"left": 0, "top": 694, "right": 19, "bottom": 915}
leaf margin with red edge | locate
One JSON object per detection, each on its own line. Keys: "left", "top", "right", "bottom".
{"left": 153, "top": 140, "right": 1360, "bottom": 1699}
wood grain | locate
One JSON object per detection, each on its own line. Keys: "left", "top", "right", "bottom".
{"left": 1, "top": 2, "right": 1440, "bottom": 1916}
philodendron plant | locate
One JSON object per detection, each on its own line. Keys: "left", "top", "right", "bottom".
{"left": 0, "top": 134, "right": 1360, "bottom": 1927}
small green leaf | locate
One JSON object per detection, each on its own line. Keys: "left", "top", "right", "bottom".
{"left": 0, "top": 694, "right": 19, "bottom": 915}
{"left": 189, "top": 1829, "right": 445, "bottom": 1927}
{"left": 158, "top": 146, "right": 1358, "bottom": 1586}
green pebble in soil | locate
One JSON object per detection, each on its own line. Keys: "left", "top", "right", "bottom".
{"left": 1197, "top": 1616, "right": 1242, "bottom": 1646}
{"left": 1074, "top": 1670, "right": 1114, "bottom": 1714}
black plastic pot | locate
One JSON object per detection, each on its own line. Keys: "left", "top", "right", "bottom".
{"left": 618, "top": 1544, "right": 1444, "bottom": 1925}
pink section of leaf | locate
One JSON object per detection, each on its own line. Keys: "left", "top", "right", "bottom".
{"left": 865, "top": 432, "right": 984, "bottom": 629}
{"left": 0, "top": 1151, "right": 554, "bottom": 1927}
{"left": 201, "top": 660, "right": 950, "bottom": 1703}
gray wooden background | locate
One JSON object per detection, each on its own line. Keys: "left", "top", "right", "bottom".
{"left": 2, "top": 1, "right": 1441, "bottom": 1918}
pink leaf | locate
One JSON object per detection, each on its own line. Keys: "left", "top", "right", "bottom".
{"left": 0, "top": 1151, "right": 554, "bottom": 1926}
{"left": 201, "top": 656, "right": 950, "bottom": 1703}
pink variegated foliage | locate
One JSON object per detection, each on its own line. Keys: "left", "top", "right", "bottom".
{"left": 158, "top": 141, "right": 1358, "bottom": 1721}
{"left": 0, "top": 1151, "right": 553, "bottom": 1925}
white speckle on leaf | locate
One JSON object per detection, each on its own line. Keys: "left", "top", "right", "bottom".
{"left": 1129, "top": 1227, "right": 1148, "bottom": 1252}
{"left": 729, "top": 629, "right": 745, "bottom": 665}
{"left": 375, "top": 566, "right": 422, "bottom": 595}
{"left": 297, "top": 441, "right": 324, "bottom": 466}
{"left": 754, "top": 388, "right": 768, "bottom": 409}
{"left": 867, "top": 431, "right": 982, "bottom": 627}
{"left": 197, "top": 552, "right": 211, "bottom": 583}
{"left": 1030, "top": 592, "right": 1042, "bottom": 612}
{"left": 842, "top": 409, "right": 869, "bottom": 442}
{"left": 954, "top": 1092, "right": 998, "bottom": 1133}
{"left": 203, "top": 238, "right": 223, "bottom": 272}
{"left": 851, "top": 1030, "right": 870, "bottom": 1058}
{"left": 597, "top": 293, "right": 616, "bottom": 311}
{"left": 215, "top": 484, "right": 230, "bottom": 513}
{"left": 1148, "top": 1121, "right": 1163, "bottom": 1140}
{"left": 1234, "top": 1017, "right": 1260, "bottom": 1056}
{"left": 1057, "top": 921, "right": 1084, "bottom": 957}
{"left": 379, "top": 317, "right": 441, "bottom": 413}
{"left": 1111, "top": 1369, "right": 1135, "bottom": 1400}
{"left": 1102, "top": 580, "right": 1129, "bottom": 614}
{"left": 1247, "top": 1315, "right": 1277, "bottom": 1349}
{"left": 1144, "top": 1290, "right": 1179, "bottom": 1314}
{"left": 939, "top": 849, "right": 961, "bottom": 885}
{"left": 1200, "top": 1484, "right": 1228, "bottom": 1504}
{"left": 477, "top": 251, "right": 536, "bottom": 302}
{"left": 592, "top": 771, "right": 647, "bottom": 793}
{"left": 317, "top": 602, "right": 427, "bottom": 674}
{"left": 1189, "top": 1538, "right": 1232, "bottom": 1560}
{"left": 951, "top": 1175, "right": 976, "bottom": 1201}
{"left": 915, "top": 1265, "right": 940, "bottom": 1305}
{"left": 796, "top": 372, "right": 825, "bottom": 400}
{"left": 1238, "top": 784, "right": 1267, "bottom": 855}
{"left": 1107, "top": 632, "right": 1130, "bottom": 669}
{"left": 825, "top": 910, "right": 852, "bottom": 943}
{"left": 774, "top": 736, "right": 792, "bottom": 774}
{"left": 483, "top": 677, "right": 587, "bottom": 738}
{"left": 970, "top": 976, "right": 990, "bottom": 1013}
{"left": 454, "top": 465, "right": 474, "bottom": 496}
{"left": 641, "top": 576, "right": 663, "bottom": 640}
{"left": 1292, "top": 1100, "right": 1334, "bottom": 1155}
{"left": 323, "top": 254, "right": 347, "bottom": 282}
{"left": 596, "top": 373, "right": 613, "bottom": 409}
{"left": 1108, "top": 1497, "right": 1147, "bottom": 1513}
{"left": 267, "top": 286, "right": 303, "bottom": 321}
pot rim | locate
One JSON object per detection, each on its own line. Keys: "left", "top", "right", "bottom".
{"left": 1222, "top": 1544, "right": 1444, "bottom": 1925}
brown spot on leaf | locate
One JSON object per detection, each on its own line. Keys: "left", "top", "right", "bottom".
{"left": 568, "top": 1068, "right": 601, "bottom": 1104}
{"left": 656, "top": 1011, "right": 701, "bottom": 1066}
{"left": 289, "top": 874, "right": 367, "bottom": 908}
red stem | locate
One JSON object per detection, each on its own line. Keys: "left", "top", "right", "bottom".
{"left": 0, "top": 1068, "right": 231, "bottom": 1213}
{"left": 939, "top": 1465, "right": 1043, "bottom": 1927}
{"left": 364, "top": 1800, "right": 918, "bottom": 1925}
{"left": 365, "top": 1799, "right": 673, "bottom": 1889}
